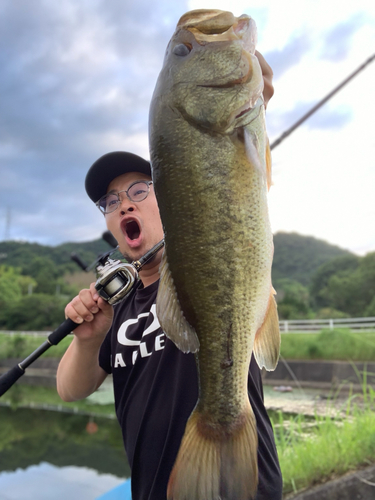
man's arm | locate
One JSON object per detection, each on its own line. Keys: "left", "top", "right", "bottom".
{"left": 56, "top": 283, "right": 113, "bottom": 401}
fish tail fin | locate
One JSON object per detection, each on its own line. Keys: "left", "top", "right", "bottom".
{"left": 253, "top": 289, "right": 280, "bottom": 370}
{"left": 167, "top": 404, "right": 258, "bottom": 500}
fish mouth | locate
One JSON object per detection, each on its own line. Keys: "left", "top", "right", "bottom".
{"left": 178, "top": 11, "right": 257, "bottom": 90}
{"left": 178, "top": 10, "right": 256, "bottom": 54}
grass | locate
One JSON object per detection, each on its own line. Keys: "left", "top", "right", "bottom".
{"left": 273, "top": 382, "right": 375, "bottom": 495}
{"left": 0, "top": 331, "right": 73, "bottom": 359}
{"left": 280, "top": 329, "right": 375, "bottom": 361}
{"left": 1, "top": 328, "right": 375, "bottom": 361}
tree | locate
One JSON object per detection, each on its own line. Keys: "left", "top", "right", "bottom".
{"left": 0, "top": 266, "right": 22, "bottom": 305}
{"left": 274, "top": 278, "right": 312, "bottom": 319}
{"left": 0, "top": 266, "right": 37, "bottom": 305}
{"left": 310, "top": 255, "right": 360, "bottom": 309}
{"left": 312, "top": 252, "right": 375, "bottom": 317}
{"left": 0, "top": 294, "right": 67, "bottom": 330}
{"left": 22, "top": 256, "right": 60, "bottom": 294}
{"left": 272, "top": 232, "right": 352, "bottom": 286}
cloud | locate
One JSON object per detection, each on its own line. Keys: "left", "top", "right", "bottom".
{"left": 267, "top": 101, "right": 352, "bottom": 138}
{"left": 321, "top": 13, "right": 367, "bottom": 61}
{"left": 264, "top": 33, "right": 312, "bottom": 79}
{"left": 0, "top": 0, "right": 188, "bottom": 244}
{"left": 0, "top": 0, "right": 374, "bottom": 254}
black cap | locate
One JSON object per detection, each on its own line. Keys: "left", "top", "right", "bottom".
{"left": 85, "top": 151, "right": 151, "bottom": 203}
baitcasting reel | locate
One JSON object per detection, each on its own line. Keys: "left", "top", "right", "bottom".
{"left": 95, "top": 258, "right": 139, "bottom": 305}
{"left": 94, "top": 239, "right": 165, "bottom": 306}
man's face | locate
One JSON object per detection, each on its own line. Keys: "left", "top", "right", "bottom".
{"left": 104, "top": 172, "right": 164, "bottom": 262}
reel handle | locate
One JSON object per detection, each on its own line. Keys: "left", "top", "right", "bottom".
{"left": 70, "top": 252, "right": 90, "bottom": 271}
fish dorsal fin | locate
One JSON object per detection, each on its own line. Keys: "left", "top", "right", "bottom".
{"left": 156, "top": 251, "right": 200, "bottom": 353}
{"left": 253, "top": 289, "right": 280, "bottom": 371}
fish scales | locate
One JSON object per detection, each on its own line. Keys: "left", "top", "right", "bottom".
{"left": 156, "top": 121, "right": 271, "bottom": 412}
{"left": 149, "top": 9, "right": 280, "bottom": 500}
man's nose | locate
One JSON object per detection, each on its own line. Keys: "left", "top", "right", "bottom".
{"left": 119, "top": 194, "right": 135, "bottom": 214}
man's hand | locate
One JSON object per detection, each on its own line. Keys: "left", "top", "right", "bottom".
{"left": 255, "top": 51, "right": 274, "bottom": 108}
{"left": 65, "top": 283, "right": 114, "bottom": 343}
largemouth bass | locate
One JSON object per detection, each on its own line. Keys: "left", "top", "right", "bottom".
{"left": 149, "top": 9, "right": 280, "bottom": 500}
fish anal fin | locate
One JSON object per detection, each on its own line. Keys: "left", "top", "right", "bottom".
{"left": 167, "top": 403, "right": 258, "bottom": 500}
{"left": 253, "top": 290, "right": 280, "bottom": 371}
{"left": 156, "top": 251, "right": 199, "bottom": 354}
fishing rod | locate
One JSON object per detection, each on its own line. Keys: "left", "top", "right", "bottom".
{"left": 0, "top": 238, "right": 165, "bottom": 397}
{"left": 270, "top": 53, "right": 375, "bottom": 150}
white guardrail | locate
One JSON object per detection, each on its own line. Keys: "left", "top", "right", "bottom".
{"left": 1, "top": 317, "right": 375, "bottom": 336}
{"left": 280, "top": 317, "right": 375, "bottom": 333}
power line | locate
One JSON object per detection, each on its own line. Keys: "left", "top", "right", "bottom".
{"left": 270, "top": 53, "right": 375, "bottom": 151}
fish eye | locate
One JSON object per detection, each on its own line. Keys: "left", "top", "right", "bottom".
{"left": 173, "top": 43, "right": 192, "bottom": 56}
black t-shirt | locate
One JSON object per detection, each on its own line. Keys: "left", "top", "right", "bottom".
{"left": 99, "top": 279, "right": 282, "bottom": 500}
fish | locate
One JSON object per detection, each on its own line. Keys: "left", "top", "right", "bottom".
{"left": 149, "top": 9, "right": 280, "bottom": 500}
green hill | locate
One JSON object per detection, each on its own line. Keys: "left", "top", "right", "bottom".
{"left": 272, "top": 232, "right": 352, "bottom": 286}
{"left": 0, "top": 232, "right": 353, "bottom": 286}
{"left": 0, "top": 237, "right": 117, "bottom": 274}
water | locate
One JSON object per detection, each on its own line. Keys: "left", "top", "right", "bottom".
{"left": 0, "top": 405, "right": 130, "bottom": 500}
{"left": 0, "top": 462, "right": 125, "bottom": 500}
{"left": 0, "top": 378, "right": 339, "bottom": 499}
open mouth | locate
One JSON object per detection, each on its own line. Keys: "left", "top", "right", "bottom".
{"left": 125, "top": 220, "right": 141, "bottom": 240}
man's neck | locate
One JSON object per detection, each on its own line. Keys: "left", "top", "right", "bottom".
{"left": 138, "top": 250, "right": 162, "bottom": 288}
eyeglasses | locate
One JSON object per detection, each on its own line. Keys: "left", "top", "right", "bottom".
{"left": 96, "top": 180, "right": 153, "bottom": 214}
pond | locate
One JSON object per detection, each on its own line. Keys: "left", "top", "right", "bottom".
{"left": 0, "top": 373, "right": 335, "bottom": 499}
{"left": 0, "top": 388, "right": 130, "bottom": 500}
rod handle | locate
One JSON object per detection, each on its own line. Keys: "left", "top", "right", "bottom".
{"left": 0, "top": 365, "right": 24, "bottom": 397}
{"left": 48, "top": 318, "right": 79, "bottom": 345}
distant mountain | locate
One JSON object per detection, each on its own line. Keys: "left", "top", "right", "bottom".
{"left": 0, "top": 232, "right": 352, "bottom": 286}
{"left": 0, "top": 237, "right": 116, "bottom": 273}
{"left": 272, "top": 232, "right": 353, "bottom": 286}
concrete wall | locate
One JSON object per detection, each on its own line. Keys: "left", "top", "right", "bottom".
{"left": 285, "top": 464, "right": 375, "bottom": 500}
{"left": 263, "top": 359, "right": 375, "bottom": 388}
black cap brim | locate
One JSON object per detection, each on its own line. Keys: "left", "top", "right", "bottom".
{"left": 85, "top": 151, "right": 151, "bottom": 203}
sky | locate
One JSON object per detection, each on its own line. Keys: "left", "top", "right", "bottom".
{"left": 0, "top": 0, "right": 374, "bottom": 255}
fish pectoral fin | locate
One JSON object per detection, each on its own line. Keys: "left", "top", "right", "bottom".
{"left": 167, "top": 404, "right": 258, "bottom": 500}
{"left": 156, "top": 251, "right": 200, "bottom": 354}
{"left": 253, "top": 290, "right": 280, "bottom": 371}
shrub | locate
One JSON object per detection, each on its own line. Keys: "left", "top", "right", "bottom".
{"left": 0, "top": 294, "right": 69, "bottom": 331}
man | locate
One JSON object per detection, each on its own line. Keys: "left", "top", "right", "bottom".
{"left": 57, "top": 53, "right": 282, "bottom": 499}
